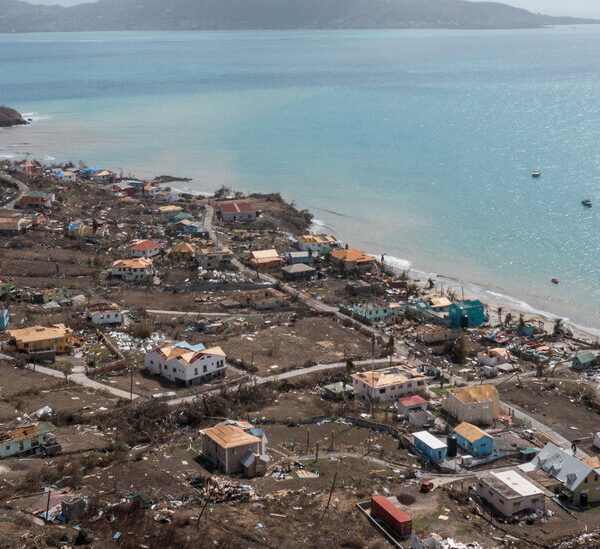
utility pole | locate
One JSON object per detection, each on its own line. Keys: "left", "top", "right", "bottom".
{"left": 370, "top": 334, "right": 375, "bottom": 418}
{"left": 319, "top": 472, "right": 338, "bottom": 522}
{"left": 45, "top": 489, "right": 52, "bottom": 522}
{"left": 129, "top": 361, "right": 135, "bottom": 402}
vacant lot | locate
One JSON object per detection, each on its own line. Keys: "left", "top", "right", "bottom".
{"left": 499, "top": 378, "right": 600, "bottom": 442}
{"left": 216, "top": 315, "right": 373, "bottom": 374}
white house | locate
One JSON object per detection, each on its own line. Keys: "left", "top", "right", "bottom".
{"left": 351, "top": 367, "right": 430, "bottom": 404}
{"left": 145, "top": 340, "right": 227, "bottom": 386}
{"left": 477, "top": 469, "right": 545, "bottom": 516}
{"left": 442, "top": 385, "right": 500, "bottom": 426}
{"left": 111, "top": 258, "right": 154, "bottom": 281}
{"left": 87, "top": 303, "right": 124, "bottom": 325}
{"left": 128, "top": 239, "right": 162, "bottom": 258}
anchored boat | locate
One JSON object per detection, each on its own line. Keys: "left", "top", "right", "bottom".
{"left": 581, "top": 199, "right": 592, "bottom": 208}
{"left": 531, "top": 169, "right": 541, "bottom": 178}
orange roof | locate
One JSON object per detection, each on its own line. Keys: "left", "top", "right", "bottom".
{"left": 201, "top": 424, "right": 260, "bottom": 449}
{"left": 155, "top": 343, "right": 226, "bottom": 366}
{"left": 129, "top": 239, "right": 161, "bottom": 251}
{"left": 449, "top": 385, "right": 499, "bottom": 405}
{"left": 331, "top": 248, "right": 374, "bottom": 263}
{"left": 112, "top": 258, "right": 153, "bottom": 269}
{"left": 6, "top": 324, "right": 71, "bottom": 344}
{"left": 170, "top": 242, "right": 196, "bottom": 254}
{"left": 454, "top": 422, "right": 493, "bottom": 443}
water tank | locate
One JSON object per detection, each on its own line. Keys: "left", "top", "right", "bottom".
{"left": 580, "top": 493, "right": 589, "bottom": 508}
{"left": 447, "top": 435, "right": 458, "bottom": 458}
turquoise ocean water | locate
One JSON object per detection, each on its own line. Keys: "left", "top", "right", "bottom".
{"left": 0, "top": 28, "right": 599, "bottom": 329}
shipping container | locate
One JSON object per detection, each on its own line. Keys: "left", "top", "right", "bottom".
{"left": 370, "top": 496, "right": 412, "bottom": 539}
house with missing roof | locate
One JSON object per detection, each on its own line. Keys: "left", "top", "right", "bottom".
{"left": 0, "top": 422, "right": 57, "bottom": 459}
{"left": 87, "top": 303, "right": 124, "bottom": 326}
{"left": 16, "top": 190, "right": 54, "bottom": 209}
{"left": 218, "top": 202, "right": 258, "bottom": 223}
{"left": 128, "top": 239, "right": 162, "bottom": 258}
{"left": 196, "top": 245, "right": 233, "bottom": 269}
{"left": 145, "top": 340, "right": 227, "bottom": 386}
{"left": 200, "top": 420, "right": 269, "bottom": 476}
{"left": 442, "top": 385, "right": 500, "bottom": 426}
{"left": 453, "top": 422, "right": 494, "bottom": 457}
{"left": 477, "top": 469, "right": 545, "bottom": 516}
{"left": 244, "top": 288, "right": 289, "bottom": 310}
{"left": 341, "top": 302, "right": 403, "bottom": 325}
{"left": 519, "top": 443, "right": 600, "bottom": 505}
{"left": 351, "top": 366, "right": 430, "bottom": 404}
{"left": 296, "top": 234, "right": 340, "bottom": 255}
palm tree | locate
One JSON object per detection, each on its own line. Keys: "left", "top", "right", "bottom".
{"left": 386, "top": 335, "right": 395, "bottom": 366}
{"left": 553, "top": 318, "right": 564, "bottom": 337}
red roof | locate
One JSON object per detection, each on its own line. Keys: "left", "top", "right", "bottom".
{"left": 398, "top": 395, "right": 427, "bottom": 408}
{"left": 219, "top": 202, "right": 256, "bottom": 214}
{"left": 129, "top": 240, "right": 161, "bottom": 251}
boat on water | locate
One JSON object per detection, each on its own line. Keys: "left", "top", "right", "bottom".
{"left": 551, "top": 278, "right": 560, "bottom": 285}
{"left": 581, "top": 199, "right": 592, "bottom": 208}
{"left": 531, "top": 169, "right": 542, "bottom": 178}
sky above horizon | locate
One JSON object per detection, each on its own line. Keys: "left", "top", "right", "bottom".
{"left": 22, "top": 0, "right": 600, "bottom": 18}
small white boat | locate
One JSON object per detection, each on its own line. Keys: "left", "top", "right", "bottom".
{"left": 531, "top": 169, "right": 542, "bottom": 178}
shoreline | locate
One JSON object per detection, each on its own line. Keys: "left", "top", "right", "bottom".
{"left": 172, "top": 180, "right": 600, "bottom": 343}
{"left": 2, "top": 116, "right": 598, "bottom": 342}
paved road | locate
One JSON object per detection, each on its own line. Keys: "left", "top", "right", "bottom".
{"left": 500, "top": 400, "right": 589, "bottom": 458}
{"left": 26, "top": 363, "right": 139, "bottom": 401}
{"left": 166, "top": 357, "right": 398, "bottom": 405}
{"left": 147, "top": 309, "right": 231, "bottom": 318}
{"left": 0, "top": 173, "right": 29, "bottom": 208}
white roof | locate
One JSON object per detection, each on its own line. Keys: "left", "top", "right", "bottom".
{"left": 413, "top": 431, "right": 447, "bottom": 450}
{"left": 490, "top": 470, "right": 543, "bottom": 497}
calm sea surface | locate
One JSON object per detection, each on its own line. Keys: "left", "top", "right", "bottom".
{"left": 1, "top": 28, "right": 599, "bottom": 328}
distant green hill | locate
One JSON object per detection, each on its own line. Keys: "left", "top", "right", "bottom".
{"left": 0, "top": 106, "right": 26, "bottom": 128}
{"left": 0, "top": 0, "right": 596, "bottom": 33}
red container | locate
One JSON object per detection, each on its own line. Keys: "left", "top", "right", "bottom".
{"left": 370, "top": 496, "right": 412, "bottom": 538}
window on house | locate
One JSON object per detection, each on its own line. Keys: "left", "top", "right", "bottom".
{"left": 203, "top": 365, "right": 207, "bottom": 372}
{"left": 194, "top": 368, "right": 198, "bottom": 375}
{"left": 379, "top": 388, "right": 386, "bottom": 394}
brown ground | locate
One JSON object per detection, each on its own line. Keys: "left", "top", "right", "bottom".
{"left": 499, "top": 378, "right": 600, "bottom": 443}
{"left": 214, "top": 315, "right": 373, "bottom": 374}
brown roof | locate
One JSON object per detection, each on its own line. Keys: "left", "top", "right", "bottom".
{"left": 449, "top": 385, "right": 499, "bottom": 405}
{"left": 6, "top": 324, "right": 70, "bottom": 344}
{"left": 331, "top": 248, "right": 374, "bottom": 264}
{"left": 219, "top": 202, "right": 256, "bottom": 214}
{"left": 201, "top": 424, "right": 260, "bottom": 449}
{"left": 454, "top": 422, "right": 493, "bottom": 443}
{"left": 352, "top": 367, "right": 429, "bottom": 389}
{"left": 171, "top": 242, "right": 196, "bottom": 254}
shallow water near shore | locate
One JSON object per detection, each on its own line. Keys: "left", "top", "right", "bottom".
{"left": 1, "top": 28, "right": 599, "bottom": 330}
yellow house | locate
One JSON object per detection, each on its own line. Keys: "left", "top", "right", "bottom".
{"left": 3, "top": 324, "right": 74, "bottom": 355}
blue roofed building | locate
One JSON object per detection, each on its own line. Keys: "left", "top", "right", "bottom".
{"left": 446, "top": 300, "right": 488, "bottom": 329}
{"left": 453, "top": 422, "right": 494, "bottom": 457}
{"left": 413, "top": 431, "right": 447, "bottom": 464}
{"left": 0, "top": 309, "right": 8, "bottom": 330}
